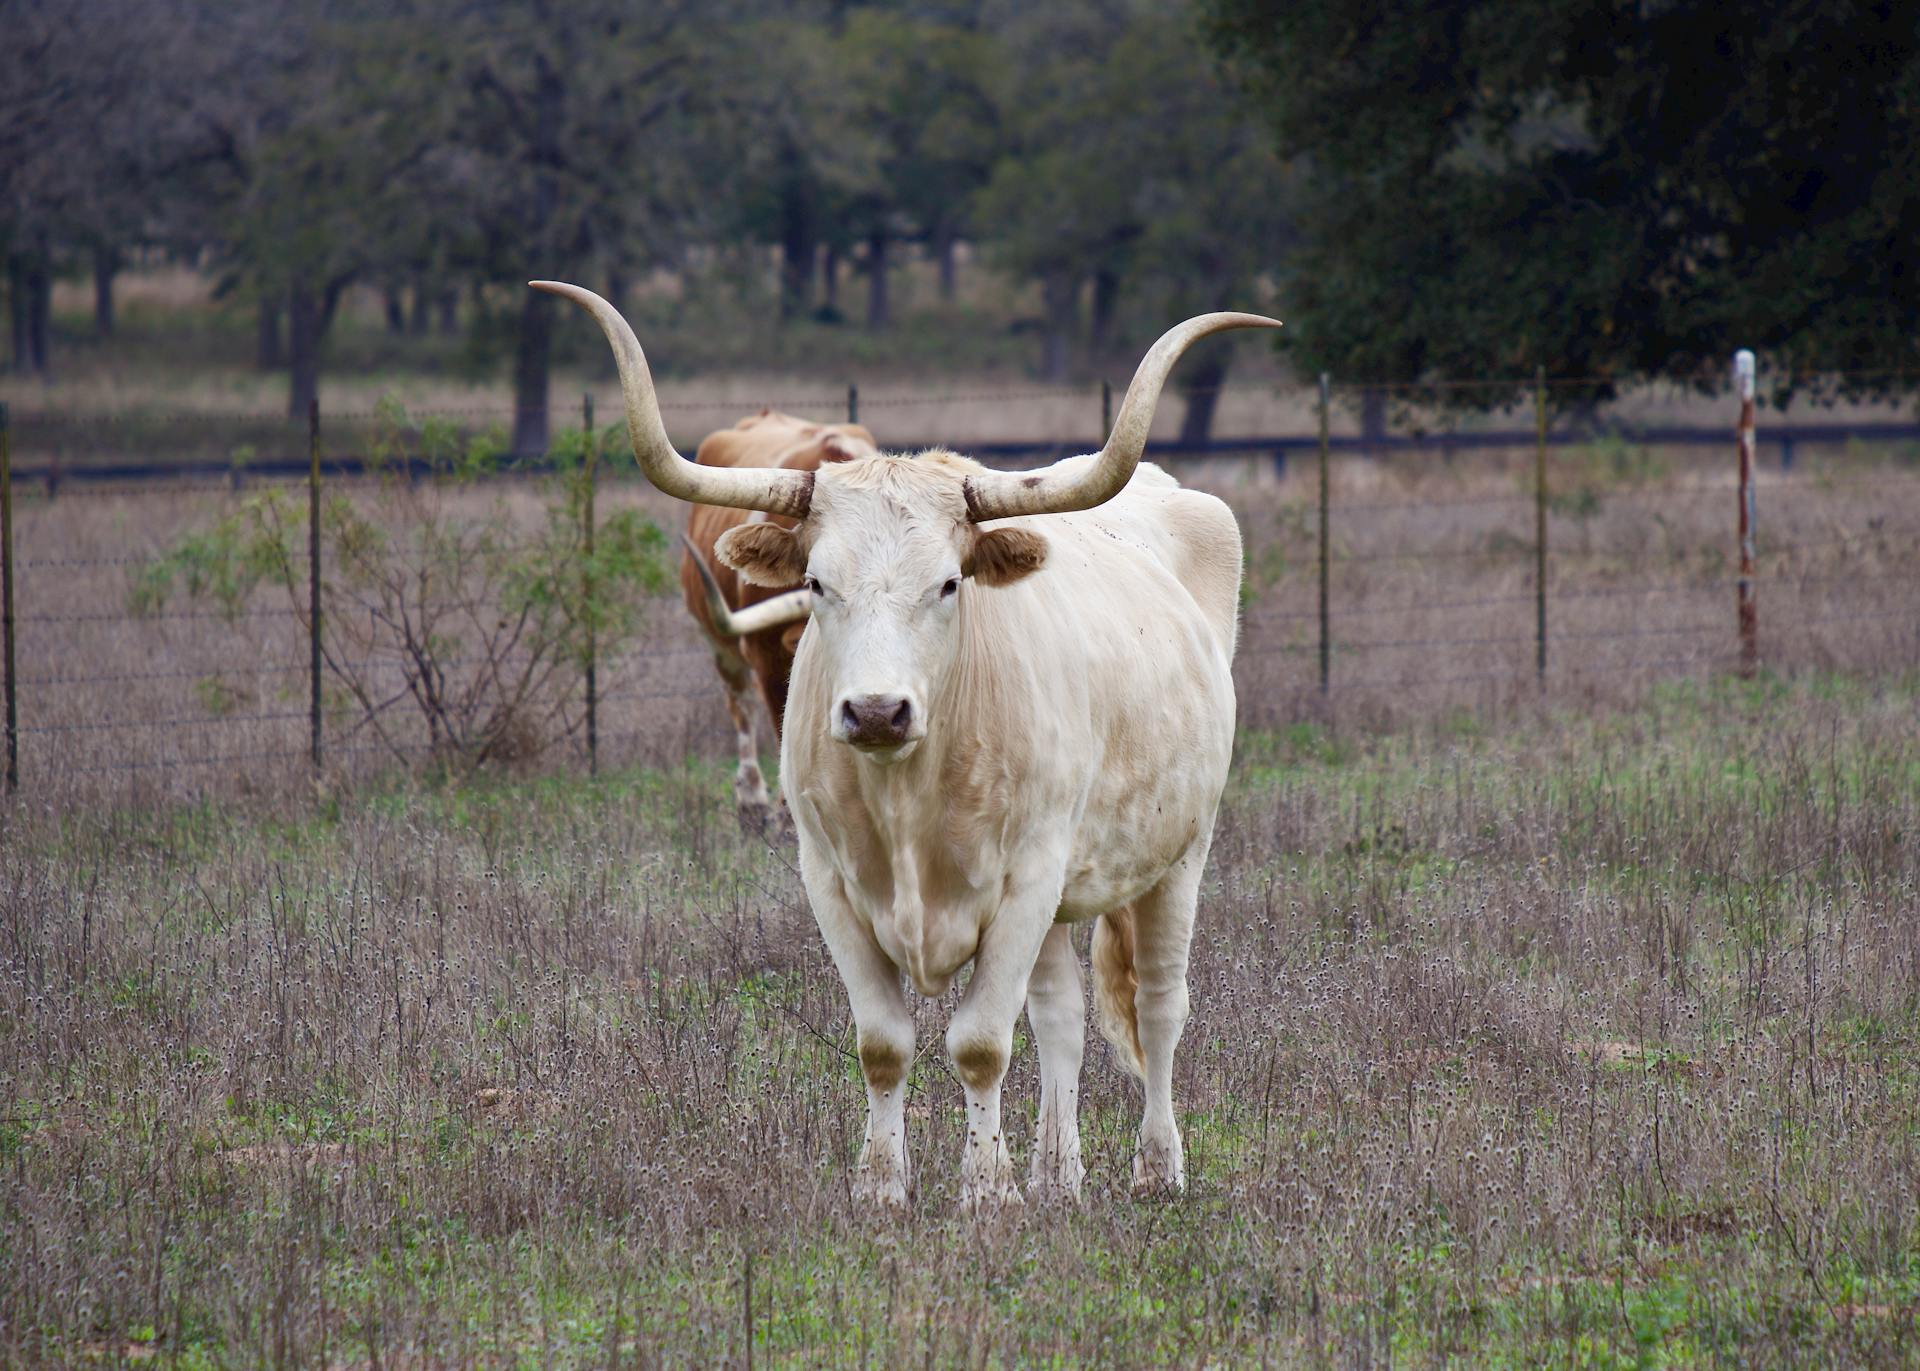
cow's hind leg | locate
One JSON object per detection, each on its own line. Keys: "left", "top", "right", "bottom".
{"left": 1025, "top": 924, "right": 1086, "bottom": 1201}
{"left": 1130, "top": 839, "right": 1208, "bottom": 1194}
{"left": 714, "top": 652, "right": 772, "bottom": 822}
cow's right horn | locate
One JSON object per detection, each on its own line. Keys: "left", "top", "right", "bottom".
{"left": 530, "top": 282, "right": 814, "bottom": 517}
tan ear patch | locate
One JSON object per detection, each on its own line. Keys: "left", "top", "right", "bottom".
{"left": 715, "top": 523, "right": 807, "bottom": 587}
{"left": 820, "top": 432, "right": 869, "bottom": 463}
{"left": 966, "top": 527, "right": 1048, "bottom": 587}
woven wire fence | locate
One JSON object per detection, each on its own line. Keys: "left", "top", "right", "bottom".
{"left": 2, "top": 375, "right": 1917, "bottom": 798}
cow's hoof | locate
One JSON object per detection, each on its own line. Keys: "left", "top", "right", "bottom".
{"left": 1027, "top": 1159, "right": 1085, "bottom": 1206}
{"left": 852, "top": 1170, "right": 909, "bottom": 1217}
{"left": 959, "top": 1179, "right": 1025, "bottom": 1215}
{"left": 1131, "top": 1151, "right": 1186, "bottom": 1198}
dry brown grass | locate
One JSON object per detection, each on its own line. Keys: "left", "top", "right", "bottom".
{"left": 0, "top": 660, "right": 1915, "bottom": 1364}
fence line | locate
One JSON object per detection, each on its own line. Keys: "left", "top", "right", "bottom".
{"left": 3, "top": 351, "right": 1918, "bottom": 793}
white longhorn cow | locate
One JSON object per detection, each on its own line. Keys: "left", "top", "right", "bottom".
{"left": 534, "top": 280, "right": 1278, "bottom": 1209}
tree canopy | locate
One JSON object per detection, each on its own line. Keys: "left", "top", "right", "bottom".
{"left": 1203, "top": 0, "right": 1920, "bottom": 404}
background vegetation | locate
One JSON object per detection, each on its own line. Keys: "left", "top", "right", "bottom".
{"left": 7, "top": 1, "right": 1916, "bottom": 448}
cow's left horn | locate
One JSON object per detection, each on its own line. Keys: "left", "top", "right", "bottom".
{"left": 961, "top": 311, "right": 1281, "bottom": 522}
{"left": 529, "top": 282, "right": 814, "bottom": 517}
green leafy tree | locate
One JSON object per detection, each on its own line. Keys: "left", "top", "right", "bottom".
{"left": 131, "top": 400, "right": 674, "bottom": 770}
{"left": 1204, "top": 0, "right": 1920, "bottom": 405}
{"left": 974, "top": 0, "right": 1293, "bottom": 429}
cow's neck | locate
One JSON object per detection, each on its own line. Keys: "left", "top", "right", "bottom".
{"left": 841, "top": 590, "right": 1029, "bottom": 894}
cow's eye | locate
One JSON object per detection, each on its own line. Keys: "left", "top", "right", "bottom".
{"left": 805, "top": 576, "right": 825, "bottom": 596}
{"left": 939, "top": 578, "right": 960, "bottom": 599}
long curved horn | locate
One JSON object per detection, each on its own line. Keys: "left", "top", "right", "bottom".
{"left": 962, "top": 311, "right": 1281, "bottom": 522}
{"left": 530, "top": 282, "right": 814, "bottom": 517}
{"left": 682, "top": 534, "right": 812, "bottom": 637}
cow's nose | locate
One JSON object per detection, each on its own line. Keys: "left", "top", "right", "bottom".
{"left": 838, "top": 694, "right": 914, "bottom": 748}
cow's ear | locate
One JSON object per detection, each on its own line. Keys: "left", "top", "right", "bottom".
{"left": 819, "top": 432, "right": 868, "bottom": 463}
{"left": 716, "top": 523, "right": 807, "bottom": 587}
{"left": 966, "top": 527, "right": 1047, "bottom": 587}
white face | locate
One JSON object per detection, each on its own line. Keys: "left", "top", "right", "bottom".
{"left": 802, "top": 491, "right": 969, "bottom": 764}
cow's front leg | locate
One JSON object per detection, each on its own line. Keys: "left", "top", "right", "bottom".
{"left": 811, "top": 878, "right": 916, "bottom": 1213}
{"left": 1025, "top": 924, "right": 1086, "bottom": 1201}
{"left": 945, "top": 887, "right": 1060, "bottom": 1212}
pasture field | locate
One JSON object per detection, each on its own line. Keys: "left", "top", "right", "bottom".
{"left": 3, "top": 670, "right": 1917, "bottom": 1366}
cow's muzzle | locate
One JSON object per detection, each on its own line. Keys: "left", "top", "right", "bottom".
{"left": 835, "top": 693, "right": 921, "bottom": 752}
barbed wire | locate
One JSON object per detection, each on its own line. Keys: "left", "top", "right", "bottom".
{"left": 1253, "top": 651, "right": 1729, "bottom": 698}
{"left": 19, "top": 606, "right": 302, "bottom": 624}
{"left": 20, "top": 551, "right": 313, "bottom": 570}
{"left": 62, "top": 745, "right": 311, "bottom": 776}
{"left": 22, "top": 709, "right": 310, "bottom": 736}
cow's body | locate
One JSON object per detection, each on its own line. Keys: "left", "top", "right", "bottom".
{"left": 678, "top": 412, "right": 876, "bottom": 816}
{"left": 780, "top": 453, "right": 1240, "bottom": 1205}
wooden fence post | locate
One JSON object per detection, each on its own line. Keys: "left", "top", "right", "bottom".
{"left": 1100, "top": 379, "right": 1112, "bottom": 443}
{"left": 1317, "top": 373, "right": 1331, "bottom": 696}
{"left": 583, "top": 391, "right": 598, "bottom": 778}
{"left": 847, "top": 383, "right": 858, "bottom": 426}
{"left": 1735, "top": 349, "right": 1758, "bottom": 678}
{"left": 1, "top": 403, "right": 16, "bottom": 790}
{"left": 1535, "top": 366, "right": 1548, "bottom": 684}
{"left": 307, "top": 398, "right": 323, "bottom": 769}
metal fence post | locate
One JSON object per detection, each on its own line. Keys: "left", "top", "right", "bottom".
{"left": 1100, "top": 379, "right": 1112, "bottom": 443}
{"left": 1535, "top": 366, "right": 1548, "bottom": 684}
{"left": 583, "top": 391, "right": 598, "bottom": 778}
{"left": 1317, "top": 373, "right": 1331, "bottom": 697}
{"left": 1, "top": 403, "right": 16, "bottom": 790}
{"left": 308, "top": 398, "right": 323, "bottom": 769}
{"left": 847, "top": 383, "right": 858, "bottom": 426}
{"left": 1736, "top": 349, "right": 1758, "bottom": 678}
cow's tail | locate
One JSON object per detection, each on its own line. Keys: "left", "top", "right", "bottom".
{"left": 1091, "top": 906, "right": 1145, "bottom": 1083}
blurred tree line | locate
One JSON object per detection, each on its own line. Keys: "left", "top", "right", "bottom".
{"left": 0, "top": 0, "right": 1295, "bottom": 450}
{"left": 11, "top": 0, "right": 1910, "bottom": 445}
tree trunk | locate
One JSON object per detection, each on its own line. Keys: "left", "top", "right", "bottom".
{"left": 257, "top": 294, "right": 284, "bottom": 369}
{"left": 438, "top": 290, "right": 459, "bottom": 335}
{"left": 778, "top": 171, "right": 816, "bottom": 322}
{"left": 935, "top": 226, "right": 958, "bottom": 301}
{"left": 7, "top": 257, "right": 28, "bottom": 374}
{"left": 26, "top": 262, "right": 51, "bottom": 377}
{"left": 93, "top": 247, "right": 118, "bottom": 338}
{"left": 409, "top": 278, "right": 431, "bottom": 335}
{"left": 1177, "top": 348, "right": 1229, "bottom": 446}
{"left": 1089, "top": 268, "right": 1121, "bottom": 355}
{"left": 1359, "top": 386, "right": 1387, "bottom": 459}
{"left": 287, "top": 278, "right": 321, "bottom": 420}
{"left": 1041, "top": 269, "right": 1077, "bottom": 383}
{"left": 511, "top": 286, "right": 553, "bottom": 457}
{"left": 865, "top": 230, "right": 889, "bottom": 331}
{"left": 821, "top": 246, "right": 839, "bottom": 315}
{"left": 384, "top": 287, "right": 406, "bottom": 335}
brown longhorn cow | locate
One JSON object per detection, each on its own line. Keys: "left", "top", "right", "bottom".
{"left": 678, "top": 411, "right": 877, "bottom": 818}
